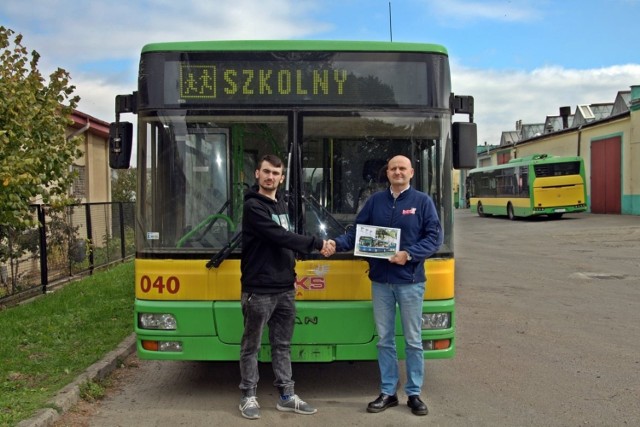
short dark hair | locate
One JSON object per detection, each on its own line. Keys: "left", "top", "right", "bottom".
{"left": 258, "top": 154, "right": 284, "bottom": 169}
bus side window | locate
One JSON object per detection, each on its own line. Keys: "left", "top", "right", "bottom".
{"left": 519, "top": 167, "right": 529, "bottom": 196}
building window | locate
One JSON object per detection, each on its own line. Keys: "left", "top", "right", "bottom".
{"left": 72, "top": 165, "right": 86, "bottom": 198}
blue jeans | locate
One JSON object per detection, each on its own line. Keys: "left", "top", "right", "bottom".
{"left": 371, "top": 281, "right": 425, "bottom": 397}
{"left": 239, "top": 290, "right": 296, "bottom": 396}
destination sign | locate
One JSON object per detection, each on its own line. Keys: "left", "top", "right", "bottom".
{"left": 180, "top": 65, "right": 350, "bottom": 100}
{"left": 161, "top": 58, "right": 429, "bottom": 106}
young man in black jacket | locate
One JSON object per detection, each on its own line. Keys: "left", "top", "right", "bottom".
{"left": 238, "top": 154, "right": 333, "bottom": 419}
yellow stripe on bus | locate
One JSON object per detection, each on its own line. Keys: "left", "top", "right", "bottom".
{"left": 470, "top": 197, "right": 530, "bottom": 208}
{"left": 134, "top": 257, "right": 454, "bottom": 301}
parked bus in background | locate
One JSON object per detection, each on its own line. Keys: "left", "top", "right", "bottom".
{"left": 108, "top": 40, "right": 477, "bottom": 362}
{"left": 467, "top": 154, "right": 587, "bottom": 220}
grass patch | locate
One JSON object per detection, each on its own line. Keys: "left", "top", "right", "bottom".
{"left": 0, "top": 261, "right": 134, "bottom": 426}
{"left": 79, "top": 379, "right": 108, "bottom": 403}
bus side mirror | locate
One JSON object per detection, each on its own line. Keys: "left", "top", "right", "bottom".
{"left": 452, "top": 122, "right": 477, "bottom": 169}
{"left": 109, "top": 122, "right": 133, "bottom": 169}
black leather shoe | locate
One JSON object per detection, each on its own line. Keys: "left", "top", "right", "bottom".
{"left": 407, "top": 395, "right": 428, "bottom": 415}
{"left": 367, "top": 393, "right": 398, "bottom": 413}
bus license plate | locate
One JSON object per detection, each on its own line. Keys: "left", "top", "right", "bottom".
{"left": 554, "top": 208, "right": 566, "bottom": 213}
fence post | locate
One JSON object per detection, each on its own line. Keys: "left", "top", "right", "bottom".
{"left": 85, "top": 204, "right": 94, "bottom": 274}
{"left": 37, "top": 205, "right": 48, "bottom": 293}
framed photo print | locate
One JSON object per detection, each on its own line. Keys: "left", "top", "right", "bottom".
{"left": 354, "top": 224, "right": 401, "bottom": 259}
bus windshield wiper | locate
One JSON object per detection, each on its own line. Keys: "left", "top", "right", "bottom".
{"left": 303, "top": 195, "right": 346, "bottom": 233}
{"left": 206, "top": 230, "right": 242, "bottom": 269}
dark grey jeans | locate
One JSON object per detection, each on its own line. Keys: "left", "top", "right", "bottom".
{"left": 239, "top": 289, "right": 296, "bottom": 397}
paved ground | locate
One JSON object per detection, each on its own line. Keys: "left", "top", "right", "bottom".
{"left": 24, "top": 210, "right": 640, "bottom": 426}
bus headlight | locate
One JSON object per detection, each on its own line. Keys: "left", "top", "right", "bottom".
{"left": 421, "top": 313, "right": 451, "bottom": 329}
{"left": 139, "top": 313, "right": 177, "bottom": 330}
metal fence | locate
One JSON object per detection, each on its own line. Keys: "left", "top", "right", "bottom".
{"left": 0, "top": 202, "right": 135, "bottom": 305}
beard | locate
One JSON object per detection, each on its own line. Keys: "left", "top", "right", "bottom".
{"left": 259, "top": 180, "right": 278, "bottom": 192}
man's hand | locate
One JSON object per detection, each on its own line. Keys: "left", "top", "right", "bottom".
{"left": 320, "top": 239, "right": 336, "bottom": 257}
{"left": 389, "top": 250, "right": 411, "bottom": 265}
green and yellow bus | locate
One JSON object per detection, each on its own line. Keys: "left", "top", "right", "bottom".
{"left": 108, "top": 40, "right": 477, "bottom": 362}
{"left": 467, "top": 154, "right": 587, "bottom": 220}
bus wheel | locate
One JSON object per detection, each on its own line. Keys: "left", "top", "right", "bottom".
{"left": 477, "top": 202, "right": 486, "bottom": 217}
{"left": 507, "top": 203, "right": 516, "bottom": 221}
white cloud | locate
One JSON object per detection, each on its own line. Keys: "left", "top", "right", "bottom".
{"left": 452, "top": 63, "right": 640, "bottom": 144}
{"left": 426, "top": 0, "right": 542, "bottom": 24}
{"left": 8, "top": 0, "right": 329, "bottom": 67}
{"left": 4, "top": 0, "right": 639, "bottom": 149}
{"left": 4, "top": 0, "right": 330, "bottom": 122}
{"left": 73, "top": 77, "right": 132, "bottom": 123}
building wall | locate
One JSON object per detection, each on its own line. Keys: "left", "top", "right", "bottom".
{"left": 514, "top": 116, "right": 634, "bottom": 213}
{"left": 628, "top": 85, "right": 640, "bottom": 214}
{"left": 86, "top": 131, "right": 111, "bottom": 202}
{"left": 67, "top": 111, "right": 111, "bottom": 203}
{"left": 65, "top": 111, "right": 113, "bottom": 248}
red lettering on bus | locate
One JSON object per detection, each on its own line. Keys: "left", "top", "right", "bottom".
{"left": 166, "top": 276, "right": 179, "bottom": 294}
{"left": 140, "top": 275, "right": 151, "bottom": 292}
{"left": 308, "top": 277, "right": 325, "bottom": 289}
{"left": 139, "top": 275, "right": 181, "bottom": 294}
{"left": 295, "top": 276, "right": 325, "bottom": 291}
{"left": 152, "top": 276, "right": 165, "bottom": 293}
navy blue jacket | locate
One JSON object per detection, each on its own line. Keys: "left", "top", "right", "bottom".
{"left": 333, "top": 186, "right": 443, "bottom": 284}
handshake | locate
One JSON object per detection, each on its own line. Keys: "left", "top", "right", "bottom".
{"left": 320, "top": 239, "right": 336, "bottom": 257}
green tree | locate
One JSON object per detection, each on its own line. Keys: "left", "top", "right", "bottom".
{"left": 111, "top": 168, "right": 137, "bottom": 202}
{"left": 0, "top": 26, "right": 81, "bottom": 228}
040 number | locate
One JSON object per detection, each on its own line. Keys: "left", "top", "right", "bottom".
{"left": 140, "top": 275, "right": 180, "bottom": 294}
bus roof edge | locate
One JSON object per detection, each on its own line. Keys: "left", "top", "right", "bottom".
{"left": 141, "top": 40, "right": 448, "bottom": 55}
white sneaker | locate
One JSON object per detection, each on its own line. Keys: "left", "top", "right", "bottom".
{"left": 239, "top": 396, "right": 260, "bottom": 419}
{"left": 276, "top": 394, "right": 317, "bottom": 415}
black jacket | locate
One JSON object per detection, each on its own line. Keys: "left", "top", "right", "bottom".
{"left": 241, "top": 187, "right": 323, "bottom": 294}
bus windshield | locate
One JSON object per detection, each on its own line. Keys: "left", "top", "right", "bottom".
{"left": 136, "top": 111, "right": 452, "bottom": 256}
{"left": 533, "top": 161, "right": 581, "bottom": 177}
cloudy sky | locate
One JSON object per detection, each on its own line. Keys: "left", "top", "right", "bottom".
{"left": 2, "top": 0, "right": 640, "bottom": 145}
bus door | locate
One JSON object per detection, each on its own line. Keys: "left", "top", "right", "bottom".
{"left": 138, "top": 121, "right": 234, "bottom": 249}
{"left": 175, "top": 127, "right": 233, "bottom": 248}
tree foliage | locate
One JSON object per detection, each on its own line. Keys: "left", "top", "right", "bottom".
{"left": 111, "top": 168, "right": 137, "bottom": 202}
{"left": 0, "top": 26, "right": 82, "bottom": 228}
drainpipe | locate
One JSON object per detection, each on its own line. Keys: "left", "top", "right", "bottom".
{"left": 577, "top": 125, "right": 583, "bottom": 157}
{"left": 67, "top": 120, "right": 90, "bottom": 140}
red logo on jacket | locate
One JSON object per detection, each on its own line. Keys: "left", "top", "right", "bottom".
{"left": 402, "top": 208, "right": 417, "bottom": 215}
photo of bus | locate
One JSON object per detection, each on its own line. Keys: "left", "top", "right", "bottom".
{"left": 357, "top": 236, "right": 396, "bottom": 254}
{"left": 354, "top": 224, "right": 399, "bottom": 258}
{"left": 467, "top": 154, "right": 587, "bottom": 220}
{"left": 108, "top": 40, "right": 477, "bottom": 362}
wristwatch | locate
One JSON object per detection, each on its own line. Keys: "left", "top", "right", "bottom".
{"left": 406, "top": 252, "right": 412, "bottom": 261}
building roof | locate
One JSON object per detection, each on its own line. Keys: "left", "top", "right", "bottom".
{"left": 495, "top": 86, "right": 634, "bottom": 146}
{"left": 520, "top": 123, "right": 545, "bottom": 140}
{"left": 500, "top": 131, "right": 519, "bottom": 146}
{"left": 611, "top": 91, "right": 631, "bottom": 116}
{"left": 70, "top": 110, "right": 110, "bottom": 138}
{"left": 543, "top": 115, "right": 575, "bottom": 133}
{"left": 477, "top": 144, "right": 498, "bottom": 155}
{"left": 590, "top": 103, "right": 614, "bottom": 120}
